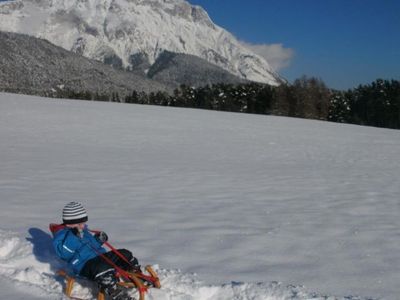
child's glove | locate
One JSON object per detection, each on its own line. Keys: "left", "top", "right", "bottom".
{"left": 94, "top": 231, "right": 108, "bottom": 244}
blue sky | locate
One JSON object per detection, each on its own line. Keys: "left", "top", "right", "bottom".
{"left": 188, "top": 0, "right": 400, "bottom": 90}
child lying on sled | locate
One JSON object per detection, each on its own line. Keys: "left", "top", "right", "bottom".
{"left": 52, "top": 202, "right": 140, "bottom": 300}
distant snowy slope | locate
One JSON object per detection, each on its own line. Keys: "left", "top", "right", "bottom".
{"left": 0, "top": 0, "right": 281, "bottom": 85}
{"left": 1, "top": 92, "right": 400, "bottom": 299}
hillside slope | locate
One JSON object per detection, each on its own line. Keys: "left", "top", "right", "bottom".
{"left": 0, "top": 31, "right": 169, "bottom": 96}
{"left": 148, "top": 51, "right": 247, "bottom": 88}
{"left": 1, "top": 92, "right": 399, "bottom": 299}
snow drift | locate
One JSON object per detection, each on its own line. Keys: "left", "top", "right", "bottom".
{"left": 0, "top": 229, "right": 372, "bottom": 299}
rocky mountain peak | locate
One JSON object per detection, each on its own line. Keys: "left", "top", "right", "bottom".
{"left": 0, "top": 0, "right": 282, "bottom": 85}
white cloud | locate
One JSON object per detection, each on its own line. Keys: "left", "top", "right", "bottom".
{"left": 241, "top": 42, "right": 295, "bottom": 71}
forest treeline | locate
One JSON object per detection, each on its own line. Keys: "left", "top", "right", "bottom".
{"left": 52, "top": 77, "right": 400, "bottom": 129}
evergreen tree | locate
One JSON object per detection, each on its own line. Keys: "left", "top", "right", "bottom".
{"left": 254, "top": 84, "right": 274, "bottom": 114}
{"left": 328, "top": 91, "right": 352, "bottom": 123}
{"left": 349, "top": 79, "right": 400, "bottom": 128}
{"left": 125, "top": 90, "right": 139, "bottom": 104}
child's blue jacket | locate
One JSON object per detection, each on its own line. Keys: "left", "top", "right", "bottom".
{"left": 52, "top": 225, "right": 107, "bottom": 274}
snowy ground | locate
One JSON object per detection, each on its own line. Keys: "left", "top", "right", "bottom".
{"left": 0, "top": 92, "right": 399, "bottom": 300}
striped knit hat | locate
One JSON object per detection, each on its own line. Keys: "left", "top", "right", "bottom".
{"left": 62, "top": 202, "right": 88, "bottom": 224}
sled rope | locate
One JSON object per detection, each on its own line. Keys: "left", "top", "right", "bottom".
{"left": 90, "top": 230, "right": 134, "bottom": 268}
{"left": 89, "top": 230, "right": 159, "bottom": 287}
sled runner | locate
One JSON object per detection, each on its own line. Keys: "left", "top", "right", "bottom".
{"left": 49, "top": 223, "right": 161, "bottom": 300}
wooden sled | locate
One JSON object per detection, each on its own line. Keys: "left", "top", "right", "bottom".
{"left": 50, "top": 223, "right": 161, "bottom": 300}
{"left": 57, "top": 265, "right": 160, "bottom": 300}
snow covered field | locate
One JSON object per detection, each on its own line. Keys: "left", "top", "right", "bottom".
{"left": 0, "top": 92, "right": 399, "bottom": 300}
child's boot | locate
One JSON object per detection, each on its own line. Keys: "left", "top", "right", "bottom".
{"left": 108, "top": 286, "right": 135, "bottom": 300}
{"left": 95, "top": 270, "right": 134, "bottom": 300}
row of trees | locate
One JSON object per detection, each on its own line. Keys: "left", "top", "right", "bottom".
{"left": 52, "top": 77, "right": 400, "bottom": 129}
{"left": 126, "top": 76, "right": 332, "bottom": 121}
{"left": 329, "top": 79, "right": 400, "bottom": 129}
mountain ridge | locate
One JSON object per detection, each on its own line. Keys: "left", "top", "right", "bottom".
{"left": 0, "top": 0, "right": 282, "bottom": 86}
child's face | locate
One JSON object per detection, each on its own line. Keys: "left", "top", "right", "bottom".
{"left": 66, "top": 222, "right": 86, "bottom": 230}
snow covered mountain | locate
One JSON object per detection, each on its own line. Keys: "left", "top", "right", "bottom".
{"left": 0, "top": 0, "right": 282, "bottom": 86}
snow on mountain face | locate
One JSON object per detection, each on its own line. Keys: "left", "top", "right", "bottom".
{"left": 0, "top": 0, "right": 281, "bottom": 85}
